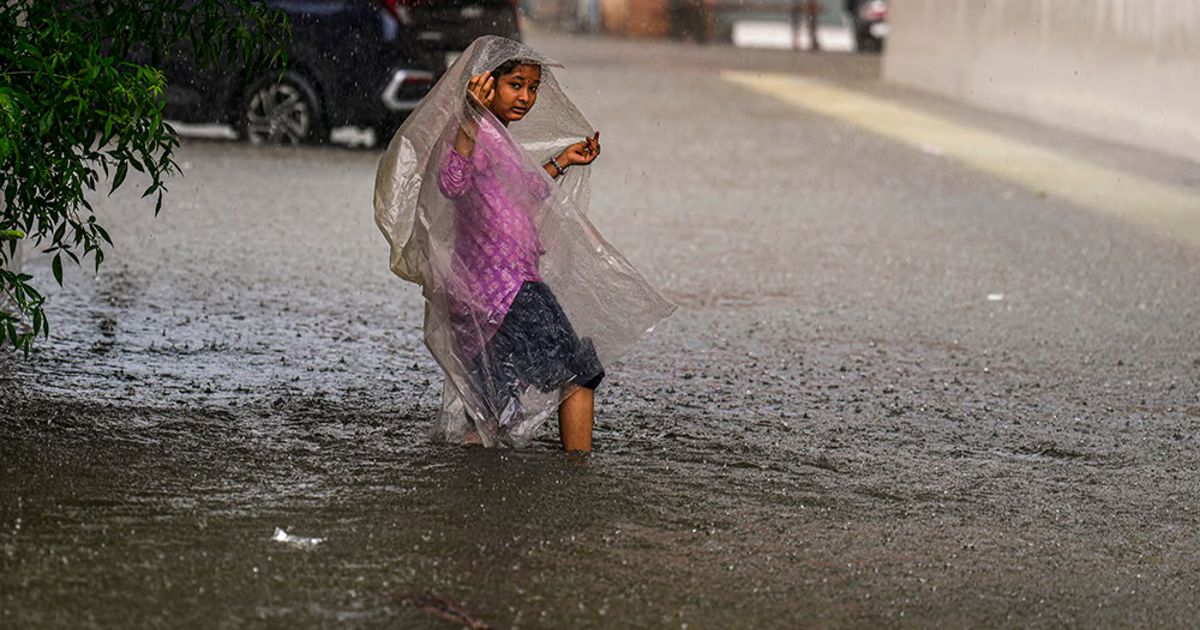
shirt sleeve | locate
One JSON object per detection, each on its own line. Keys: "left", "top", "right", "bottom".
{"left": 437, "top": 145, "right": 473, "bottom": 200}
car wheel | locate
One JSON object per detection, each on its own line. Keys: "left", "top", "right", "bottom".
{"left": 854, "top": 21, "right": 883, "bottom": 52}
{"left": 238, "top": 71, "right": 329, "bottom": 145}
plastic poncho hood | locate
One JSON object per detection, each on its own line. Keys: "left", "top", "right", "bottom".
{"left": 374, "top": 36, "right": 674, "bottom": 446}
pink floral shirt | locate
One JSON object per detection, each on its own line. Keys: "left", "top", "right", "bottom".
{"left": 437, "top": 121, "right": 550, "bottom": 359}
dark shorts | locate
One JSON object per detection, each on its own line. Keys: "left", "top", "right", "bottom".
{"left": 468, "top": 281, "right": 604, "bottom": 419}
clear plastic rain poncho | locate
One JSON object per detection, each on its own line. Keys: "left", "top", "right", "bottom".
{"left": 374, "top": 36, "right": 674, "bottom": 447}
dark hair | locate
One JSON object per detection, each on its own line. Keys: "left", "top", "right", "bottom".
{"left": 490, "top": 59, "right": 540, "bottom": 81}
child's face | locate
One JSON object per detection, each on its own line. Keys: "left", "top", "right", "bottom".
{"left": 489, "top": 64, "right": 541, "bottom": 124}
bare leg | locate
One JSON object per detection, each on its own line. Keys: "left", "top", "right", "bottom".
{"left": 558, "top": 387, "right": 594, "bottom": 452}
{"left": 806, "top": 1, "right": 821, "bottom": 51}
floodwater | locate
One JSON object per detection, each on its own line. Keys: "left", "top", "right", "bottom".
{"left": 3, "top": 402, "right": 764, "bottom": 628}
{"left": 5, "top": 33, "right": 1200, "bottom": 628}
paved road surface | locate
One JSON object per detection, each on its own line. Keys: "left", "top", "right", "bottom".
{"left": 3, "top": 32, "right": 1199, "bottom": 628}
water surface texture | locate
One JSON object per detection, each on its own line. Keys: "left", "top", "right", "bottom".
{"left": 4, "top": 33, "right": 1200, "bottom": 628}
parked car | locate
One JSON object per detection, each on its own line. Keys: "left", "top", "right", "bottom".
{"left": 842, "top": 0, "right": 887, "bottom": 52}
{"left": 401, "top": 0, "right": 522, "bottom": 60}
{"left": 159, "top": 0, "right": 522, "bottom": 145}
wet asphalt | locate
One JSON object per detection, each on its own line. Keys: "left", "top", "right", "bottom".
{"left": 3, "top": 31, "right": 1200, "bottom": 628}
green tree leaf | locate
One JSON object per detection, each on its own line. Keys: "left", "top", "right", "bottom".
{"left": 0, "top": 0, "right": 290, "bottom": 352}
{"left": 111, "top": 160, "right": 128, "bottom": 193}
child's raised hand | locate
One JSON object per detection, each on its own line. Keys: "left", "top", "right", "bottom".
{"left": 466, "top": 73, "right": 495, "bottom": 109}
{"left": 559, "top": 131, "right": 601, "bottom": 167}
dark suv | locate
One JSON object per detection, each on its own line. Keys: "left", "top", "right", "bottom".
{"left": 161, "top": 0, "right": 521, "bottom": 145}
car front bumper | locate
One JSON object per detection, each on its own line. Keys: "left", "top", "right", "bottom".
{"left": 381, "top": 68, "right": 436, "bottom": 112}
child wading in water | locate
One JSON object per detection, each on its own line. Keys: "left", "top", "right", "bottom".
{"left": 443, "top": 61, "right": 604, "bottom": 450}
{"left": 374, "top": 37, "right": 672, "bottom": 451}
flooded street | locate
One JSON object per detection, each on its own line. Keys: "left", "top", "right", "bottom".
{"left": 4, "top": 33, "right": 1200, "bottom": 628}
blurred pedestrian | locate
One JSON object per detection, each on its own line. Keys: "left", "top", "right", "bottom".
{"left": 577, "top": 0, "right": 601, "bottom": 33}
{"left": 669, "top": 0, "right": 709, "bottom": 42}
{"left": 805, "top": 0, "right": 821, "bottom": 51}
{"left": 374, "top": 37, "right": 673, "bottom": 451}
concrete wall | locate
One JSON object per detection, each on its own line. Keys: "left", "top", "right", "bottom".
{"left": 883, "top": 0, "right": 1200, "bottom": 164}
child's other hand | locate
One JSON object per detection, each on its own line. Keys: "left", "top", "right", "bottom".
{"left": 559, "top": 131, "right": 601, "bottom": 167}
{"left": 466, "top": 73, "right": 495, "bottom": 109}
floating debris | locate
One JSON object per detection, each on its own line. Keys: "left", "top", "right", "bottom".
{"left": 271, "top": 527, "right": 324, "bottom": 547}
{"left": 396, "top": 592, "right": 495, "bottom": 629}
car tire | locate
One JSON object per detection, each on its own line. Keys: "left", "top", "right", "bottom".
{"left": 236, "top": 70, "right": 329, "bottom": 145}
{"left": 854, "top": 20, "right": 883, "bottom": 53}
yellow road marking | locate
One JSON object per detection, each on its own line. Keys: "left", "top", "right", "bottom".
{"left": 723, "top": 71, "right": 1200, "bottom": 248}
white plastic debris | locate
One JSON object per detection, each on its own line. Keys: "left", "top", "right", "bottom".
{"left": 987, "top": 293, "right": 1005, "bottom": 302}
{"left": 272, "top": 527, "right": 324, "bottom": 547}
